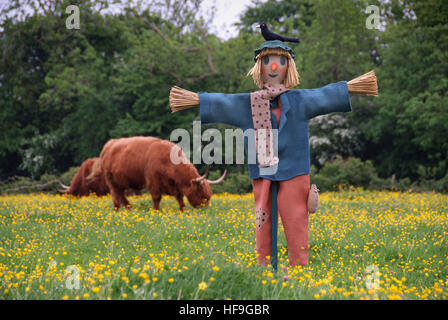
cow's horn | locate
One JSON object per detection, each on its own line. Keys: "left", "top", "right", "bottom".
{"left": 195, "top": 165, "right": 210, "bottom": 183}
{"left": 58, "top": 181, "right": 69, "bottom": 190}
{"left": 207, "top": 169, "right": 227, "bottom": 185}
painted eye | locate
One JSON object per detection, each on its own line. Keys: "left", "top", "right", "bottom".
{"left": 263, "top": 56, "right": 270, "bottom": 65}
{"left": 280, "top": 56, "right": 286, "bottom": 66}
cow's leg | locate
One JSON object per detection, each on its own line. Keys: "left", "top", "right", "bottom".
{"left": 105, "top": 173, "right": 126, "bottom": 210}
{"left": 175, "top": 193, "right": 186, "bottom": 211}
{"left": 152, "top": 193, "right": 161, "bottom": 211}
{"left": 145, "top": 178, "right": 161, "bottom": 211}
{"left": 110, "top": 188, "right": 131, "bottom": 210}
{"left": 121, "top": 193, "right": 131, "bottom": 209}
{"left": 110, "top": 188, "right": 123, "bottom": 210}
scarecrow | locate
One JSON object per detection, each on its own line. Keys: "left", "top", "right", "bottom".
{"left": 169, "top": 23, "right": 377, "bottom": 270}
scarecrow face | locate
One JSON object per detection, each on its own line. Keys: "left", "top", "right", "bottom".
{"left": 261, "top": 54, "right": 288, "bottom": 86}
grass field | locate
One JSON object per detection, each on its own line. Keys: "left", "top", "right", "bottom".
{"left": 0, "top": 189, "right": 447, "bottom": 300}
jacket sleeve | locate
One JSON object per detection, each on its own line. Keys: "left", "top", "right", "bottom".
{"left": 199, "top": 92, "right": 251, "bottom": 128}
{"left": 289, "top": 81, "right": 352, "bottom": 119}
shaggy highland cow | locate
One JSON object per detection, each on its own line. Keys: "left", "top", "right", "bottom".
{"left": 89, "top": 136, "right": 226, "bottom": 210}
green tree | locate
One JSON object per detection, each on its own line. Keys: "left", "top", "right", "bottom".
{"left": 364, "top": 0, "right": 448, "bottom": 180}
{"left": 0, "top": 0, "right": 221, "bottom": 178}
{"left": 0, "top": 0, "right": 129, "bottom": 177}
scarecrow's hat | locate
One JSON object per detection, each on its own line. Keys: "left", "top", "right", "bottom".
{"left": 253, "top": 40, "right": 295, "bottom": 62}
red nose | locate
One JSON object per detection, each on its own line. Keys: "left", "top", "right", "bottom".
{"left": 271, "top": 63, "right": 278, "bottom": 71}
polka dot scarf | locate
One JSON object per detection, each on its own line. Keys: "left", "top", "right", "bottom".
{"left": 250, "top": 83, "right": 289, "bottom": 167}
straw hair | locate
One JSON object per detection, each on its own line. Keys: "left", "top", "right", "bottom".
{"left": 169, "top": 86, "right": 199, "bottom": 113}
{"left": 247, "top": 48, "right": 300, "bottom": 89}
{"left": 347, "top": 70, "right": 378, "bottom": 96}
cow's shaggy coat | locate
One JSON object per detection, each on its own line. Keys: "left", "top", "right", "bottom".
{"left": 63, "top": 158, "right": 109, "bottom": 196}
{"left": 91, "top": 137, "right": 219, "bottom": 210}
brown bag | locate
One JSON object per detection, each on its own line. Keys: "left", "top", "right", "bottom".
{"left": 307, "top": 184, "right": 319, "bottom": 213}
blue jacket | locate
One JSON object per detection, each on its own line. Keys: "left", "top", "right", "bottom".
{"left": 199, "top": 81, "right": 352, "bottom": 181}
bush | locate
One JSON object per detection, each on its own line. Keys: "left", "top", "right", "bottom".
{"left": 59, "top": 166, "right": 80, "bottom": 186}
{"left": 410, "top": 174, "right": 448, "bottom": 193}
{"left": 208, "top": 170, "right": 252, "bottom": 194}
{"left": 434, "top": 174, "right": 448, "bottom": 193}
{"left": 396, "top": 177, "right": 411, "bottom": 191}
{"left": 311, "top": 157, "right": 387, "bottom": 191}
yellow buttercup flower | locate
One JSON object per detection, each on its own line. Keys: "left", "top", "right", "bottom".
{"left": 0, "top": 190, "right": 446, "bottom": 300}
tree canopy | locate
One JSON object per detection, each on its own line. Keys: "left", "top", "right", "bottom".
{"left": 1, "top": 0, "right": 447, "bottom": 190}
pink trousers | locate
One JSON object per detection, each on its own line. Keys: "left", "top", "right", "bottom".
{"left": 252, "top": 174, "right": 310, "bottom": 266}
